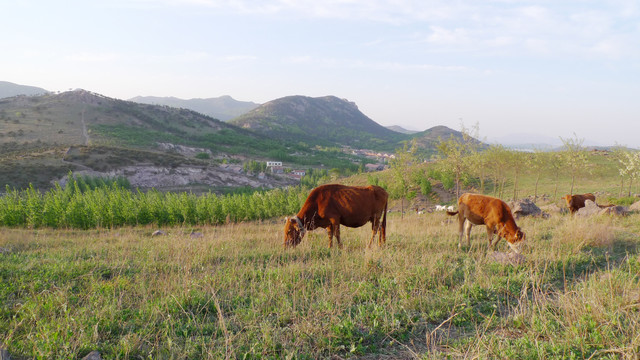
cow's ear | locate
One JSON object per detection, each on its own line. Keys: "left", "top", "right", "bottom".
{"left": 284, "top": 216, "right": 289, "bottom": 222}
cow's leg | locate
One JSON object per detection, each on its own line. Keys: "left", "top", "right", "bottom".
{"left": 327, "top": 218, "right": 342, "bottom": 249}
{"left": 457, "top": 214, "right": 466, "bottom": 249}
{"left": 486, "top": 226, "right": 494, "bottom": 250}
{"left": 368, "top": 218, "right": 378, "bottom": 248}
{"left": 464, "top": 220, "right": 473, "bottom": 248}
{"left": 369, "top": 215, "right": 382, "bottom": 248}
{"left": 334, "top": 222, "right": 342, "bottom": 249}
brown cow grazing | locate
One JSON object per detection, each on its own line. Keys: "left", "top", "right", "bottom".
{"left": 562, "top": 193, "right": 596, "bottom": 214}
{"left": 447, "top": 193, "right": 525, "bottom": 253}
{"left": 284, "top": 184, "right": 388, "bottom": 248}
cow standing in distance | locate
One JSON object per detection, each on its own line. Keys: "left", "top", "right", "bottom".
{"left": 447, "top": 193, "right": 525, "bottom": 253}
{"left": 562, "top": 193, "right": 596, "bottom": 214}
{"left": 284, "top": 184, "right": 388, "bottom": 249}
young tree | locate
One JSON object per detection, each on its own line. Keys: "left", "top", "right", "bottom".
{"left": 483, "top": 145, "right": 510, "bottom": 198}
{"left": 436, "top": 122, "right": 481, "bottom": 198}
{"left": 617, "top": 150, "right": 640, "bottom": 197}
{"left": 560, "top": 134, "right": 590, "bottom": 195}
{"left": 389, "top": 139, "right": 419, "bottom": 219}
{"left": 544, "top": 151, "right": 564, "bottom": 200}
{"left": 411, "top": 169, "right": 432, "bottom": 197}
{"left": 467, "top": 151, "right": 489, "bottom": 194}
{"left": 508, "top": 150, "right": 528, "bottom": 200}
{"left": 611, "top": 147, "right": 628, "bottom": 197}
{"left": 528, "top": 148, "right": 549, "bottom": 201}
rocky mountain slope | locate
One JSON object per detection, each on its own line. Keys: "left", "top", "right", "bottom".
{"left": 229, "top": 95, "right": 407, "bottom": 150}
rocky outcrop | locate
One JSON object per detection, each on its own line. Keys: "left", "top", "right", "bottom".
{"left": 539, "top": 203, "right": 566, "bottom": 215}
{"left": 576, "top": 200, "right": 603, "bottom": 217}
{"left": 55, "top": 164, "right": 298, "bottom": 191}
{"left": 156, "top": 143, "right": 213, "bottom": 157}
{"left": 509, "top": 199, "right": 542, "bottom": 218}
{"left": 576, "top": 200, "right": 628, "bottom": 217}
{"left": 599, "top": 205, "right": 628, "bottom": 216}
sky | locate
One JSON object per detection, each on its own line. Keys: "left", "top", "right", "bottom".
{"left": 2, "top": 0, "right": 639, "bottom": 147}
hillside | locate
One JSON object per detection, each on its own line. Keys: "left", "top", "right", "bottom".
{"left": 0, "top": 81, "right": 48, "bottom": 98}
{"left": 0, "top": 90, "right": 311, "bottom": 190}
{"left": 0, "top": 90, "right": 387, "bottom": 191}
{"left": 386, "top": 125, "right": 419, "bottom": 134}
{"left": 129, "top": 95, "right": 259, "bottom": 121}
{"left": 0, "top": 90, "right": 276, "bottom": 153}
{"left": 409, "top": 125, "right": 473, "bottom": 148}
{"left": 229, "top": 95, "right": 407, "bottom": 150}
{"left": 0, "top": 89, "right": 477, "bottom": 191}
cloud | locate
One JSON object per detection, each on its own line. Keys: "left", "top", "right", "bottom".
{"left": 115, "top": 0, "right": 640, "bottom": 60}
{"left": 283, "top": 55, "right": 469, "bottom": 72}
{"left": 219, "top": 55, "right": 258, "bottom": 62}
{"left": 426, "top": 26, "right": 469, "bottom": 45}
{"left": 65, "top": 52, "right": 120, "bottom": 63}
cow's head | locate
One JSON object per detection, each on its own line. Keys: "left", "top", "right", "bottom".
{"left": 562, "top": 194, "right": 572, "bottom": 206}
{"left": 283, "top": 216, "right": 306, "bottom": 248}
{"left": 507, "top": 228, "right": 526, "bottom": 253}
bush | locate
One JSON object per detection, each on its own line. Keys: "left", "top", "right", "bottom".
{"left": 441, "top": 173, "right": 455, "bottom": 190}
{"left": 605, "top": 196, "right": 637, "bottom": 206}
{"left": 420, "top": 178, "right": 432, "bottom": 196}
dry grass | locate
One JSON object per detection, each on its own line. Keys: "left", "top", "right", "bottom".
{"left": 1, "top": 209, "right": 639, "bottom": 359}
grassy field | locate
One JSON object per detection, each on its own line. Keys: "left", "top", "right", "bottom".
{"left": 1, "top": 202, "right": 640, "bottom": 358}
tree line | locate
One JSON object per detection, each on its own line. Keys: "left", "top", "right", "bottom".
{"left": 385, "top": 126, "right": 640, "bottom": 205}
{"left": 2, "top": 130, "right": 638, "bottom": 229}
{"left": 0, "top": 176, "right": 307, "bottom": 229}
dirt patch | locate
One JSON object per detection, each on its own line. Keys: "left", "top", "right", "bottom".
{"left": 488, "top": 251, "right": 526, "bottom": 266}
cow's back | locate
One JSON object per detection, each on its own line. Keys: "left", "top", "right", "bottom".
{"left": 328, "top": 185, "right": 386, "bottom": 226}
{"left": 299, "top": 184, "right": 387, "bottom": 228}
{"left": 458, "top": 193, "right": 514, "bottom": 225}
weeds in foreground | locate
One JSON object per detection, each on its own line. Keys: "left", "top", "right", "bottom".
{"left": 0, "top": 211, "right": 639, "bottom": 359}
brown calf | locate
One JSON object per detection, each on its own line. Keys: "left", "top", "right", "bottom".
{"left": 562, "top": 193, "right": 596, "bottom": 214}
{"left": 447, "top": 193, "right": 525, "bottom": 253}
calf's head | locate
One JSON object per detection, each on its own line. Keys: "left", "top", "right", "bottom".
{"left": 507, "top": 228, "right": 526, "bottom": 253}
{"left": 283, "top": 216, "right": 306, "bottom": 248}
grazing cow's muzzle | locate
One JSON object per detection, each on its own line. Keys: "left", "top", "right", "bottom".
{"left": 508, "top": 229, "right": 526, "bottom": 253}
{"left": 283, "top": 216, "right": 305, "bottom": 248}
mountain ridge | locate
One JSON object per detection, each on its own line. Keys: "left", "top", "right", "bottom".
{"left": 0, "top": 86, "right": 476, "bottom": 191}
{"left": 0, "top": 81, "right": 49, "bottom": 98}
{"left": 229, "top": 95, "right": 408, "bottom": 150}
{"left": 129, "top": 95, "right": 259, "bottom": 121}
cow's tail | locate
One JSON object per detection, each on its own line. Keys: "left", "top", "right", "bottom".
{"left": 381, "top": 199, "right": 388, "bottom": 244}
{"left": 446, "top": 210, "right": 458, "bottom": 216}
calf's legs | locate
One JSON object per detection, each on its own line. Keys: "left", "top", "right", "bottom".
{"left": 368, "top": 212, "right": 385, "bottom": 248}
{"left": 486, "top": 226, "right": 496, "bottom": 250}
{"left": 326, "top": 219, "right": 342, "bottom": 248}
